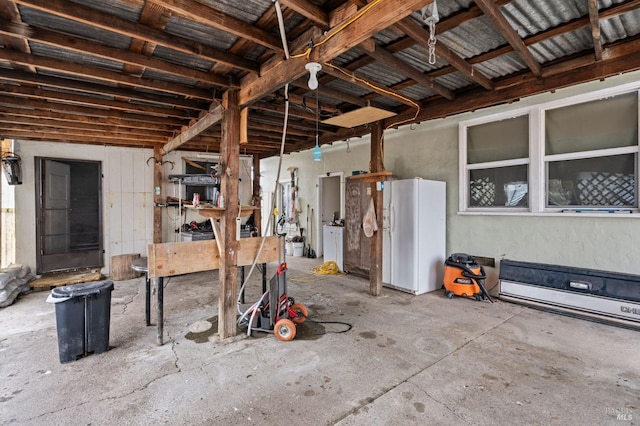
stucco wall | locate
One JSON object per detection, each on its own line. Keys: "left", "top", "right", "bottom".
{"left": 261, "top": 70, "right": 640, "bottom": 281}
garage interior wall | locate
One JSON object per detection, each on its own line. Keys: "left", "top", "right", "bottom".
{"left": 261, "top": 70, "right": 640, "bottom": 281}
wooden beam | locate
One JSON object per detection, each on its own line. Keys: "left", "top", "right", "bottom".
{"left": 0, "top": 130, "right": 163, "bottom": 147}
{"left": 395, "top": 18, "right": 494, "bottom": 90}
{"left": 153, "top": 146, "right": 163, "bottom": 244}
{"left": 0, "top": 83, "right": 191, "bottom": 119}
{"left": 279, "top": 0, "right": 329, "bottom": 27}
{"left": 359, "top": 39, "right": 455, "bottom": 100}
{"left": 0, "top": 124, "right": 166, "bottom": 143}
{"left": 218, "top": 89, "right": 241, "bottom": 339}
{"left": 0, "top": 107, "right": 175, "bottom": 132}
{"left": 12, "top": 0, "right": 258, "bottom": 74}
{"left": 588, "top": 0, "right": 603, "bottom": 61}
{"left": 473, "top": 0, "right": 542, "bottom": 77}
{"left": 161, "top": 105, "right": 224, "bottom": 154}
{"left": 147, "top": 237, "right": 279, "bottom": 277}
{"left": 369, "top": 120, "right": 384, "bottom": 297}
{"left": 0, "top": 18, "right": 230, "bottom": 88}
{"left": 0, "top": 69, "right": 206, "bottom": 111}
{"left": 239, "top": 0, "right": 434, "bottom": 107}
{"left": 0, "top": 114, "right": 171, "bottom": 137}
{"left": 0, "top": 95, "right": 186, "bottom": 126}
{"left": 153, "top": 0, "right": 283, "bottom": 54}
{"left": 1, "top": 49, "right": 214, "bottom": 100}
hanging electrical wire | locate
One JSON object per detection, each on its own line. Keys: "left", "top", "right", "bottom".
{"left": 236, "top": 0, "right": 293, "bottom": 313}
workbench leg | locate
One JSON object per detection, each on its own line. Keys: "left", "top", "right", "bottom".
{"left": 145, "top": 273, "right": 151, "bottom": 326}
{"left": 239, "top": 266, "right": 245, "bottom": 304}
{"left": 262, "top": 263, "right": 267, "bottom": 294}
{"left": 157, "top": 277, "right": 164, "bottom": 346}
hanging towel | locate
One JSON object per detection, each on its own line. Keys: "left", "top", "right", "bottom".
{"left": 362, "top": 197, "right": 378, "bottom": 238}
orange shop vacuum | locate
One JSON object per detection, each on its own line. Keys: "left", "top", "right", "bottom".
{"left": 443, "top": 253, "right": 494, "bottom": 302}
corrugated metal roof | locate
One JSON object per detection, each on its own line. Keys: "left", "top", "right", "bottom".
{"left": 17, "top": 6, "right": 132, "bottom": 50}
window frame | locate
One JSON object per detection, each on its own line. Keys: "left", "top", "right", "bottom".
{"left": 459, "top": 82, "right": 640, "bottom": 216}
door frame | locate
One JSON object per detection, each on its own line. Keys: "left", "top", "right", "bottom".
{"left": 316, "top": 172, "right": 344, "bottom": 257}
{"left": 35, "top": 157, "right": 104, "bottom": 274}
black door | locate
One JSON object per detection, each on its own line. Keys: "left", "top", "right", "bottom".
{"left": 36, "top": 158, "right": 103, "bottom": 273}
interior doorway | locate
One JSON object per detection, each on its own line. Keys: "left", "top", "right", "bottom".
{"left": 317, "top": 172, "right": 343, "bottom": 257}
{"left": 35, "top": 158, "right": 103, "bottom": 274}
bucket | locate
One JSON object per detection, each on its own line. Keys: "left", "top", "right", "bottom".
{"left": 292, "top": 242, "right": 304, "bottom": 257}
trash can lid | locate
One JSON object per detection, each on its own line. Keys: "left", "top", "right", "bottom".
{"left": 51, "top": 280, "right": 114, "bottom": 298}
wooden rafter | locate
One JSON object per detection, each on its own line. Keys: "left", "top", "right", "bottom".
{"left": 0, "top": 69, "right": 207, "bottom": 111}
{"left": 161, "top": 105, "right": 224, "bottom": 154}
{"left": 588, "top": 0, "right": 603, "bottom": 61}
{"left": 359, "top": 39, "right": 455, "bottom": 100}
{"left": 12, "top": 0, "right": 259, "bottom": 74}
{"left": 395, "top": 18, "right": 494, "bottom": 91}
{"left": 473, "top": 0, "right": 542, "bottom": 77}
{"left": 239, "top": 0, "right": 435, "bottom": 107}
{"left": 279, "top": 0, "right": 329, "bottom": 27}
{"left": 153, "top": 0, "right": 283, "bottom": 54}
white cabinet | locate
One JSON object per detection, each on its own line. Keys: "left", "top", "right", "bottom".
{"left": 323, "top": 225, "right": 344, "bottom": 271}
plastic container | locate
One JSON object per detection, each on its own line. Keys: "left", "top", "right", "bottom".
{"left": 46, "top": 280, "right": 114, "bottom": 363}
{"left": 293, "top": 242, "right": 304, "bottom": 257}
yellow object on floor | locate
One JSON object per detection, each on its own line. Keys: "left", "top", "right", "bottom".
{"left": 312, "top": 261, "right": 342, "bottom": 275}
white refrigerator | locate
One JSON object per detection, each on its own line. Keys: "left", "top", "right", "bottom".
{"left": 382, "top": 179, "right": 446, "bottom": 295}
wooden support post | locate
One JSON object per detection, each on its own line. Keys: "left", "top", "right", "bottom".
{"left": 153, "top": 146, "right": 163, "bottom": 243}
{"left": 218, "top": 89, "right": 241, "bottom": 338}
{"left": 369, "top": 121, "right": 384, "bottom": 296}
{"left": 252, "top": 154, "right": 262, "bottom": 236}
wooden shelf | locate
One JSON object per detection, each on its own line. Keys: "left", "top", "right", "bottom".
{"left": 346, "top": 171, "right": 393, "bottom": 183}
{"left": 186, "top": 205, "right": 258, "bottom": 219}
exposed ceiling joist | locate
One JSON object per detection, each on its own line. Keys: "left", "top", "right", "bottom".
{"left": 473, "top": 0, "right": 542, "bottom": 78}
{"left": 162, "top": 104, "right": 224, "bottom": 154}
{"left": 239, "top": 0, "right": 435, "bottom": 107}
{"left": 153, "top": 0, "right": 284, "bottom": 54}
{"left": 11, "top": 0, "right": 259, "bottom": 74}
{"left": 588, "top": 0, "right": 603, "bottom": 61}
{"left": 2, "top": 49, "right": 214, "bottom": 100}
{"left": 0, "top": 69, "right": 206, "bottom": 111}
{"left": 395, "top": 18, "right": 494, "bottom": 91}
{"left": 279, "top": 0, "right": 330, "bottom": 27}
{"left": 359, "top": 38, "right": 455, "bottom": 100}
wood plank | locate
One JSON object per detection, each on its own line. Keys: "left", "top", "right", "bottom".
{"left": 360, "top": 38, "right": 455, "bottom": 99}
{"left": 161, "top": 105, "right": 224, "bottom": 154}
{"left": 12, "top": 0, "right": 258, "bottom": 74}
{"left": 147, "top": 236, "right": 279, "bottom": 278}
{"left": 153, "top": 0, "right": 283, "bottom": 54}
{"left": 473, "top": 0, "right": 542, "bottom": 77}
{"left": 369, "top": 121, "right": 384, "bottom": 296}
{"left": 280, "top": 0, "right": 329, "bottom": 27}
{"left": 588, "top": 0, "right": 603, "bottom": 61}
{"left": 30, "top": 270, "right": 102, "bottom": 289}
{"left": 1, "top": 49, "right": 213, "bottom": 100}
{"left": 395, "top": 18, "right": 494, "bottom": 91}
{"left": 322, "top": 105, "right": 396, "bottom": 128}
{"left": 219, "top": 89, "right": 241, "bottom": 338}
{"left": 0, "top": 17, "right": 231, "bottom": 87}
{"left": 239, "top": 0, "right": 434, "bottom": 107}
{"left": 111, "top": 253, "right": 141, "bottom": 281}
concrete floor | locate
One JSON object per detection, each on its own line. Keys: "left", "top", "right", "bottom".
{"left": 1, "top": 256, "right": 638, "bottom": 425}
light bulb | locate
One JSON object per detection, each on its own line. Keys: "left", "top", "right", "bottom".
{"left": 305, "top": 62, "right": 322, "bottom": 90}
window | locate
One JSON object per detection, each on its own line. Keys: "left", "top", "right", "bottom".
{"left": 460, "top": 86, "right": 640, "bottom": 214}
{"left": 544, "top": 92, "right": 638, "bottom": 209}
{"left": 462, "top": 114, "right": 530, "bottom": 209}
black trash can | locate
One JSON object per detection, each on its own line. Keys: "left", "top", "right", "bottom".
{"left": 46, "top": 280, "right": 114, "bottom": 363}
